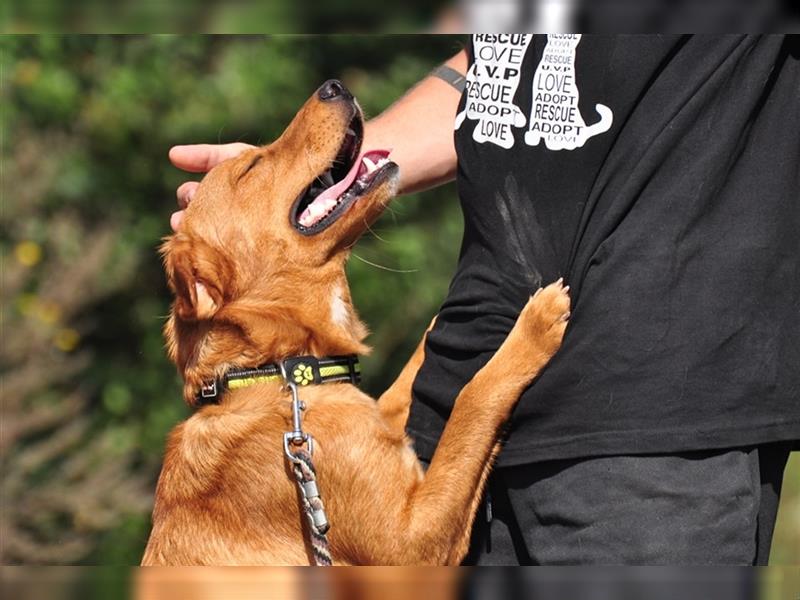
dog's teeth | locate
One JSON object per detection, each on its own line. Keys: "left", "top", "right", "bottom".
{"left": 363, "top": 156, "right": 377, "bottom": 173}
{"left": 346, "top": 128, "right": 356, "bottom": 136}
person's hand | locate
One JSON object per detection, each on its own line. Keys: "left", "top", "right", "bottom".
{"left": 168, "top": 142, "right": 255, "bottom": 231}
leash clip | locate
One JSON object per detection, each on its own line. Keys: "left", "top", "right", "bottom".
{"left": 283, "top": 431, "right": 314, "bottom": 464}
{"left": 280, "top": 361, "right": 314, "bottom": 463}
{"left": 278, "top": 361, "right": 332, "bottom": 564}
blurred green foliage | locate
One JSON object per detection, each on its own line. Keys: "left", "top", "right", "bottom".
{"left": 1, "top": 1, "right": 453, "bottom": 33}
{"left": 1, "top": 35, "right": 796, "bottom": 567}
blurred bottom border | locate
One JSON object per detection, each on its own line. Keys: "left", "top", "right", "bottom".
{"left": 1, "top": 566, "right": 799, "bottom": 600}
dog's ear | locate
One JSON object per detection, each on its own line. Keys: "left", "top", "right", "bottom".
{"left": 161, "top": 235, "right": 228, "bottom": 322}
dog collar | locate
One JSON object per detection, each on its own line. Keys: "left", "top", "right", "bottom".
{"left": 196, "top": 354, "right": 361, "bottom": 405}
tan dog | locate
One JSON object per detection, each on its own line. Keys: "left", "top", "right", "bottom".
{"left": 142, "top": 80, "right": 570, "bottom": 566}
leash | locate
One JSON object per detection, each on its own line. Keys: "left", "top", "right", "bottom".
{"left": 288, "top": 447, "right": 332, "bottom": 566}
{"left": 196, "top": 354, "right": 359, "bottom": 566}
{"left": 280, "top": 362, "right": 333, "bottom": 566}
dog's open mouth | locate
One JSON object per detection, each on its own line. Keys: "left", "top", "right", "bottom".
{"left": 291, "top": 115, "right": 394, "bottom": 236}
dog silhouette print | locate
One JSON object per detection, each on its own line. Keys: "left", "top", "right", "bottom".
{"left": 455, "top": 34, "right": 533, "bottom": 149}
{"left": 524, "top": 34, "right": 613, "bottom": 151}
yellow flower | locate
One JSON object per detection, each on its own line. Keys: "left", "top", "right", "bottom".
{"left": 14, "top": 241, "right": 42, "bottom": 267}
{"left": 17, "top": 294, "right": 62, "bottom": 325}
{"left": 35, "top": 300, "right": 61, "bottom": 325}
{"left": 54, "top": 328, "right": 80, "bottom": 352}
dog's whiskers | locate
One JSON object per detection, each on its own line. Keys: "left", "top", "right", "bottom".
{"left": 351, "top": 252, "right": 419, "bottom": 273}
{"left": 364, "top": 222, "right": 390, "bottom": 243}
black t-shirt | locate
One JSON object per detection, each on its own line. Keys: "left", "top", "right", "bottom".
{"left": 407, "top": 34, "right": 800, "bottom": 467}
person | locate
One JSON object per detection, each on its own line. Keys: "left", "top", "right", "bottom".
{"left": 168, "top": 35, "right": 799, "bottom": 565}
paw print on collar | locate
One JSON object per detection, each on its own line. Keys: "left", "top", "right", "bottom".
{"left": 292, "top": 363, "right": 314, "bottom": 386}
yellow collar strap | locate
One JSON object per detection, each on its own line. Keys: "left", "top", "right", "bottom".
{"left": 197, "top": 355, "right": 361, "bottom": 405}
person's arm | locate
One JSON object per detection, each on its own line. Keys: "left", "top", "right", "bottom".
{"left": 169, "top": 50, "right": 467, "bottom": 230}
{"left": 362, "top": 50, "right": 466, "bottom": 195}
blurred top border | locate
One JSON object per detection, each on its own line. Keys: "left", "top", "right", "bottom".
{"left": 2, "top": 0, "right": 799, "bottom": 34}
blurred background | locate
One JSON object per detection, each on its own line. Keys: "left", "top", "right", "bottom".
{"left": 2, "top": 0, "right": 798, "bottom": 33}
{"left": 0, "top": 35, "right": 797, "bottom": 569}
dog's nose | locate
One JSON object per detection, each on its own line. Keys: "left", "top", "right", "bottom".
{"left": 318, "top": 79, "right": 351, "bottom": 102}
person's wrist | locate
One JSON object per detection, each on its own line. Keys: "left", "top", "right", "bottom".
{"left": 362, "top": 119, "right": 386, "bottom": 155}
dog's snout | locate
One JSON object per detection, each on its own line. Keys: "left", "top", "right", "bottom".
{"left": 318, "top": 79, "right": 351, "bottom": 102}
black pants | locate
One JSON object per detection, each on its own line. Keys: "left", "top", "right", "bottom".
{"left": 462, "top": 443, "right": 793, "bottom": 565}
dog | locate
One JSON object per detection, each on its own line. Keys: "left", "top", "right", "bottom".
{"left": 142, "top": 80, "right": 570, "bottom": 566}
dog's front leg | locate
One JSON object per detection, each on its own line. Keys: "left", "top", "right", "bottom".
{"left": 398, "top": 281, "right": 570, "bottom": 565}
{"left": 377, "top": 316, "right": 436, "bottom": 436}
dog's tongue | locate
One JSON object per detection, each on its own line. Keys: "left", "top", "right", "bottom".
{"left": 298, "top": 150, "right": 391, "bottom": 227}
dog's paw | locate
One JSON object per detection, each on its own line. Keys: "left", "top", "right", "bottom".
{"left": 516, "top": 278, "right": 571, "bottom": 359}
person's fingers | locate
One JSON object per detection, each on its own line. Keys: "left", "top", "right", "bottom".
{"left": 177, "top": 181, "right": 199, "bottom": 208}
{"left": 168, "top": 142, "right": 254, "bottom": 232}
{"left": 169, "top": 142, "right": 255, "bottom": 173}
{"left": 170, "top": 210, "right": 185, "bottom": 232}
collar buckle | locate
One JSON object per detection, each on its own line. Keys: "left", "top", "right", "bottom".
{"left": 199, "top": 380, "right": 218, "bottom": 400}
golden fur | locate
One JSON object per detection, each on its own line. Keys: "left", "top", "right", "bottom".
{"left": 142, "top": 83, "right": 570, "bottom": 565}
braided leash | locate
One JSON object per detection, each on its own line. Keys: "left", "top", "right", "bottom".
{"left": 279, "top": 361, "right": 333, "bottom": 567}
{"left": 289, "top": 447, "right": 332, "bottom": 566}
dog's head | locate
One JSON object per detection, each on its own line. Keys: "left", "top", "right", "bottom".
{"left": 161, "top": 80, "right": 399, "bottom": 403}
